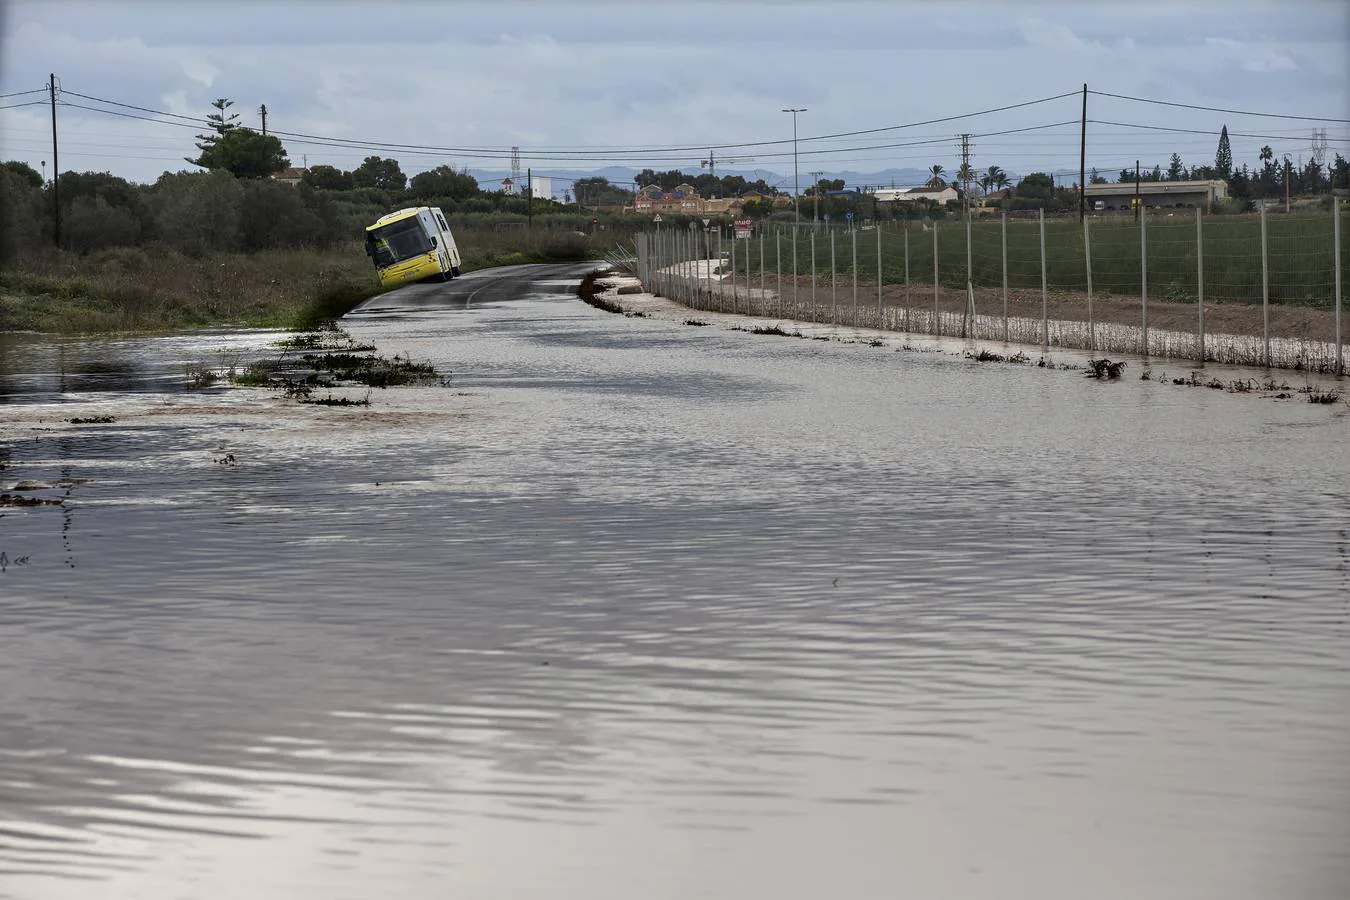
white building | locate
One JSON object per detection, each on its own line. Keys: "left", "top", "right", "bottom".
{"left": 872, "top": 186, "right": 960, "bottom": 204}
{"left": 529, "top": 175, "right": 552, "bottom": 200}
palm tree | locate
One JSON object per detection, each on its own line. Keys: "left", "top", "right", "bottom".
{"left": 926, "top": 164, "right": 946, "bottom": 188}
{"left": 1259, "top": 145, "right": 1273, "bottom": 165}
{"left": 986, "top": 165, "right": 1010, "bottom": 191}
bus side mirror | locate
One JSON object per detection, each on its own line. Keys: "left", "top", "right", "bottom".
{"left": 430, "top": 236, "right": 438, "bottom": 248}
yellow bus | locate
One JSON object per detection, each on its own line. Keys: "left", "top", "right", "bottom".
{"left": 364, "top": 206, "right": 462, "bottom": 287}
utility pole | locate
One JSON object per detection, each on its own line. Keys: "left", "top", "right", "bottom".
{"left": 1134, "top": 160, "right": 1141, "bottom": 222}
{"left": 782, "top": 107, "right": 806, "bottom": 226}
{"left": 810, "top": 170, "right": 823, "bottom": 223}
{"left": 960, "top": 133, "right": 972, "bottom": 223}
{"left": 49, "top": 73, "right": 60, "bottom": 248}
{"left": 1078, "top": 83, "right": 1087, "bottom": 223}
{"left": 527, "top": 166, "right": 533, "bottom": 229}
{"left": 259, "top": 103, "right": 268, "bottom": 136}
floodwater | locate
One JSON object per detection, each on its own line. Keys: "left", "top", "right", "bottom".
{"left": 1, "top": 263, "right": 1348, "bottom": 900}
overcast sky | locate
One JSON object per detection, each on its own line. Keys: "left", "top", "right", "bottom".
{"left": 1, "top": 0, "right": 1347, "bottom": 192}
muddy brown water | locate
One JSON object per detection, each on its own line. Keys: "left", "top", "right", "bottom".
{"left": 1, "top": 263, "right": 1348, "bottom": 899}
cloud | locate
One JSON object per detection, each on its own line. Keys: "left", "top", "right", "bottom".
{"left": 1203, "top": 37, "right": 1297, "bottom": 73}
{"left": 1018, "top": 18, "right": 1095, "bottom": 53}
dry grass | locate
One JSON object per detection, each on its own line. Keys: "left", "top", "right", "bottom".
{"left": 1, "top": 243, "right": 384, "bottom": 333}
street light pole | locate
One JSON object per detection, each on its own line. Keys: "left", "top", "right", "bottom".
{"left": 782, "top": 107, "right": 806, "bottom": 226}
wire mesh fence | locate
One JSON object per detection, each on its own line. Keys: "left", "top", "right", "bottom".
{"left": 633, "top": 201, "right": 1348, "bottom": 374}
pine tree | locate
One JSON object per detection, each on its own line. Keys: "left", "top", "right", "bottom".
{"left": 1166, "top": 153, "right": 1185, "bottom": 181}
{"left": 1214, "top": 125, "right": 1233, "bottom": 182}
{"left": 185, "top": 99, "right": 240, "bottom": 167}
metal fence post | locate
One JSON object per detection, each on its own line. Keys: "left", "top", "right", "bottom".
{"left": 1002, "top": 211, "right": 1009, "bottom": 343}
{"left": 852, "top": 227, "right": 859, "bottom": 328}
{"left": 831, "top": 228, "right": 837, "bottom": 325}
{"left": 759, "top": 228, "right": 766, "bottom": 317}
{"left": 1039, "top": 208, "right": 1048, "bottom": 354}
{"left": 1261, "top": 204, "right": 1270, "bottom": 367}
{"left": 1141, "top": 204, "right": 1149, "bottom": 357}
{"left": 792, "top": 227, "right": 799, "bottom": 321}
{"left": 776, "top": 229, "right": 782, "bottom": 318}
{"left": 877, "top": 224, "right": 883, "bottom": 329}
{"left": 1083, "top": 215, "right": 1094, "bottom": 351}
{"left": 1196, "top": 207, "right": 1205, "bottom": 363}
{"left": 1336, "top": 198, "right": 1343, "bottom": 376}
{"left": 904, "top": 225, "right": 910, "bottom": 331}
{"left": 730, "top": 233, "right": 737, "bottom": 313}
{"left": 811, "top": 231, "right": 817, "bottom": 322}
{"left": 964, "top": 204, "right": 974, "bottom": 339}
{"left": 933, "top": 223, "right": 940, "bottom": 336}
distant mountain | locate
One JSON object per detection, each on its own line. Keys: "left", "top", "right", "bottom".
{"left": 465, "top": 164, "right": 1088, "bottom": 199}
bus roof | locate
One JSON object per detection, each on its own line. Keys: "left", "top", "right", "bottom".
{"left": 367, "top": 207, "right": 428, "bottom": 231}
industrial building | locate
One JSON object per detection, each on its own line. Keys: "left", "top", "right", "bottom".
{"left": 1082, "top": 180, "right": 1229, "bottom": 212}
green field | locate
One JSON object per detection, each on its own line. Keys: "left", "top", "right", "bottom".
{"left": 730, "top": 208, "right": 1349, "bottom": 308}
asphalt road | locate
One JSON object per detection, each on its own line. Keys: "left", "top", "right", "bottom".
{"left": 347, "top": 261, "right": 604, "bottom": 316}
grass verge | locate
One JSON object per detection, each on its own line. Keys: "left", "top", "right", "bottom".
{"left": 1, "top": 228, "right": 605, "bottom": 335}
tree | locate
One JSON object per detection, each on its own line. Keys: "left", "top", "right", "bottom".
{"left": 189, "top": 128, "right": 289, "bottom": 179}
{"left": 1259, "top": 145, "right": 1274, "bottom": 165}
{"left": 1166, "top": 153, "right": 1185, "bottom": 181}
{"left": 1215, "top": 125, "right": 1233, "bottom": 181}
{"left": 1332, "top": 153, "right": 1350, "bottom": 190}
{"left": 1090, "top": 168, "right": 1108, "bottom": 184}
{"left": 302, "top": 164, "right": 353, "bottom": 190}
{"left": 64, "top": 195, "right": 142, "bottom": 251}
{"left": 806, "top": 178, "right": 845, "bottom": 196}
{"left": 925, "top": 164, "right": 946, "bottom": 188}
{"left": 1300, "top": 158, "right": 1326, "bottom": 194}
{"left": 1118, "top": 168, "right": 1135, "bottom": 184}
{"left": 1, "top": 160, "right": 43, "bottom": 189}
{"left": 352, "top": 156, "right": 406, "bottom": 191}
{"left": 1016, "top": 172, "right": 1054, "bottom": 200}
{"left": 954, "top": 162, "right": 976, "bottom": 197}
{"left": 185, "top": 98, "right": 240, "bottom": 166}
{"left": 0, "top": 166, "right": 47, "bottom": 264}
{"left": 409, "top": 165, "right": 478, "bottom": 199}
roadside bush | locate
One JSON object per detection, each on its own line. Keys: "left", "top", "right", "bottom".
{"left": 150, "top": 170, "right": 244, "bottom": 254}
{"left": 0, "top": 167, "right": 47, "bottom": 264}
{"left": 64, "top": 195, "right": 142, "bottom": 252}
{"left": 238, "top": 180, "right": 326, "bottom": 250}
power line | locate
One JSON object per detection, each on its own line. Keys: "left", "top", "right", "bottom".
{"left": 1087, "top": 90, "right": 1350, "bottom": 125}
{"left": 59, "top": 89, "right": 212, "bottom": 126}
{"left": 0, "top": 100, "right": 48, "bottom": 111}
{"left": 1089, "top": 119, "right": 1350, "bottom": 143}
{"left": 49, "top": 97, "right": 1080, "bottom": 165}
{"left": 0, "top": 88, "right": 47, "bottom": 100}
{"left": 58, "top": 86, "right": 1080, "bottom": 158}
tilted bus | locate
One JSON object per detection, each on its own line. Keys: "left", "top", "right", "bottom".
{"left": 364, "top": 206, "right": 462, "bottom": 287}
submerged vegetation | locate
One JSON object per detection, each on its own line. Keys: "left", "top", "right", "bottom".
{"left": 180, "top": 324, "right": 446, "bottom": 406}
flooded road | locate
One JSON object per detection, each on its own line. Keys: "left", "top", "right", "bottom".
{"left": 1, "top": 263, "right": 1348, "bottom": 899}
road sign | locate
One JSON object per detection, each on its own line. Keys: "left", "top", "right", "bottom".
{"left": 653, "top": 214, "right": 663, "bottom": 223}
{"left": 845, "top": 211, "right": 854, "bottom": 221}
{"left": 702, "top": 218, "right": 711, "bottom": 228}
{"left": 734, "top": 218, "right": 753, "bottom": 239}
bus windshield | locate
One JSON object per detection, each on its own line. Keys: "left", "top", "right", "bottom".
{"left": 366, "top": 217, "right": 432, "bottom": 267}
